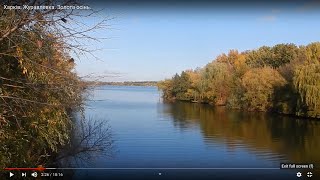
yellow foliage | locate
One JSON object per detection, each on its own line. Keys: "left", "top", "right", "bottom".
{"left": 22, "top": 67, "right": 27, "bottom": 74}
{"left": 241, "top": 67, "right": 287, "bottom": 111}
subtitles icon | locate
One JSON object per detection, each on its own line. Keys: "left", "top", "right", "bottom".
{"left": 297, "top": 172, "right": 302, "bottom": 178}
{"left": 307, "top": 172, "right": 313, "bottom": 178}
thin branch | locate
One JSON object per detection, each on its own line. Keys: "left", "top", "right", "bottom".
{"left": 0, "top": 95, "right": 62, "bottom": 106}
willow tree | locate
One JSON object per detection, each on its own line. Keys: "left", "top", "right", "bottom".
{"left": 201, "top": 62, "right": 233, "bottom": 105}
{"left": 293, "top": 62, "right": 320, "bottom": 118}
{"left": 305, "top": 42, "right": 320, "bottom": 63}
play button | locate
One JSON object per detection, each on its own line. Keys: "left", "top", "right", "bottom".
{"left": 9, "top": 172, "right": 14, "bottom": 177}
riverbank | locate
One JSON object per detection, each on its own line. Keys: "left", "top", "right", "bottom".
{"left": 157, "top": 42, "right": 320, "bottom": 119}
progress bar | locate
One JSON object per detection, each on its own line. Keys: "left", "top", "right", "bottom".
{"left": 4, "top": 167, "right": 280, "bottom": 170}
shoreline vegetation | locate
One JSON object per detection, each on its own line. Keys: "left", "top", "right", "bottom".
{"left": 157, "top": 42, "right": 320, "bottom": 119}
{"left": 0, "top": 0, "right": 111, "bottom": 169}
{"left": 84, "top": 81, "right": 158, "bottom": 87}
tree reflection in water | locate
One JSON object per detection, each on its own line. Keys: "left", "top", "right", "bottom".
{"left": 159, "top": 101, "right": 320, "bottom": 166}
{"left": 52, "top": 116, "right": 114, "bottom": 176}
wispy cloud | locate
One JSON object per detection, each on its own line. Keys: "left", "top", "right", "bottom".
{"left": 298, "top": 0, "right": 320, "bottom": 12}
{"left": 261, "top": 15, "right": 277, "bottom": 22}
{"left": 260, "top": 8, "right": 280, "bottom": 22}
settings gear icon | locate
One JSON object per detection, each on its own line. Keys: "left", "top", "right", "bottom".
{"left": 297, "top": 172, "right": 302, "bottom": 178}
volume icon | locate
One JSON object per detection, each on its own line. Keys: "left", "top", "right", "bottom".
{"left": 31, "top": 172, "right": 38, "bottom": 177}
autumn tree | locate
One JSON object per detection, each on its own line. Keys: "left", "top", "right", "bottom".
{"left": 171, "top": 71, "right": 191, "bottom": 100}
{"left": 0, "top": 0, "right": 111, "bottom": 168}
{"left": 305, "top": 42, "right": 320, "bottom": 63}
{"left": 245, "top": 46, "right": 274, "bottom": 68}
{"left": 203, "top": 62, "right": 233, "bottom": 105}
{"left": 158, "top": 42, "right": 320, "bottom": 118}
{"left": 271, "top": 43, "right": 299, "bottom": 68}
{"left": 184, "top": 69, "right": 201, "bottom": 101}
{"left": 241, "top": 67, "right": 287, "bottom": 111}
{"left": 157, "top": 79, "right": 174, "bottom": 101}
{"left": 294, "top": 62, "right": 320, "bottom": 118}
{"left": 245, "top": 44, "right": 298, "bottom": 68}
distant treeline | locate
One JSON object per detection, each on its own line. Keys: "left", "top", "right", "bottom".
{"left": 158, "top": 42, "right": 320, "bottom": 119}
{"left": 86, "top": 81, "right": 158, "bottom": 87}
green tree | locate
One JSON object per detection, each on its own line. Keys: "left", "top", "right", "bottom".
{"left": 171, "top": 71, "right": 191, "bottom": 100}
{"left": 200, "top": 62, "right": 233, "bottom": 105}
{"left": 245, "top": 46, "right": 273, "bottom": 68}
{"left": 271, "top": 43, "right": 299, "bottom": 68}
{"left": 245, "top": 44, "right": 298, "bottom": 68}
{"left": 157, "top": 79, "right": 174, "bottom": 100}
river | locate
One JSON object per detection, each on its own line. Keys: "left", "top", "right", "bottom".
{"left": 66, "top": 86, "right": 320, "bottom": 179}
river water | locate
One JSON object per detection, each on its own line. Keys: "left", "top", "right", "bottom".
{"left": 68, "top": 86, "right": 320, "bottom": 179}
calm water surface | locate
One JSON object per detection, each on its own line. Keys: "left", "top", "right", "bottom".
{"left": 71, "top": 86, "right": 320, "bottom": 179}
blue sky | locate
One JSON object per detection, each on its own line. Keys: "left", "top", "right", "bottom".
{"left": 74, "top": 1, "right": 320, "bottom": 82}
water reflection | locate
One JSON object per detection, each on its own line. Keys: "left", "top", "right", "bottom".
{"left": 55, "top": 86, "right": 320, "bottom": 179}
{"left": 55, "top": 116, "right": 114, "bottom": 169}
{"left": 160, "top": 101, "right": 320, "bottom": 165}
